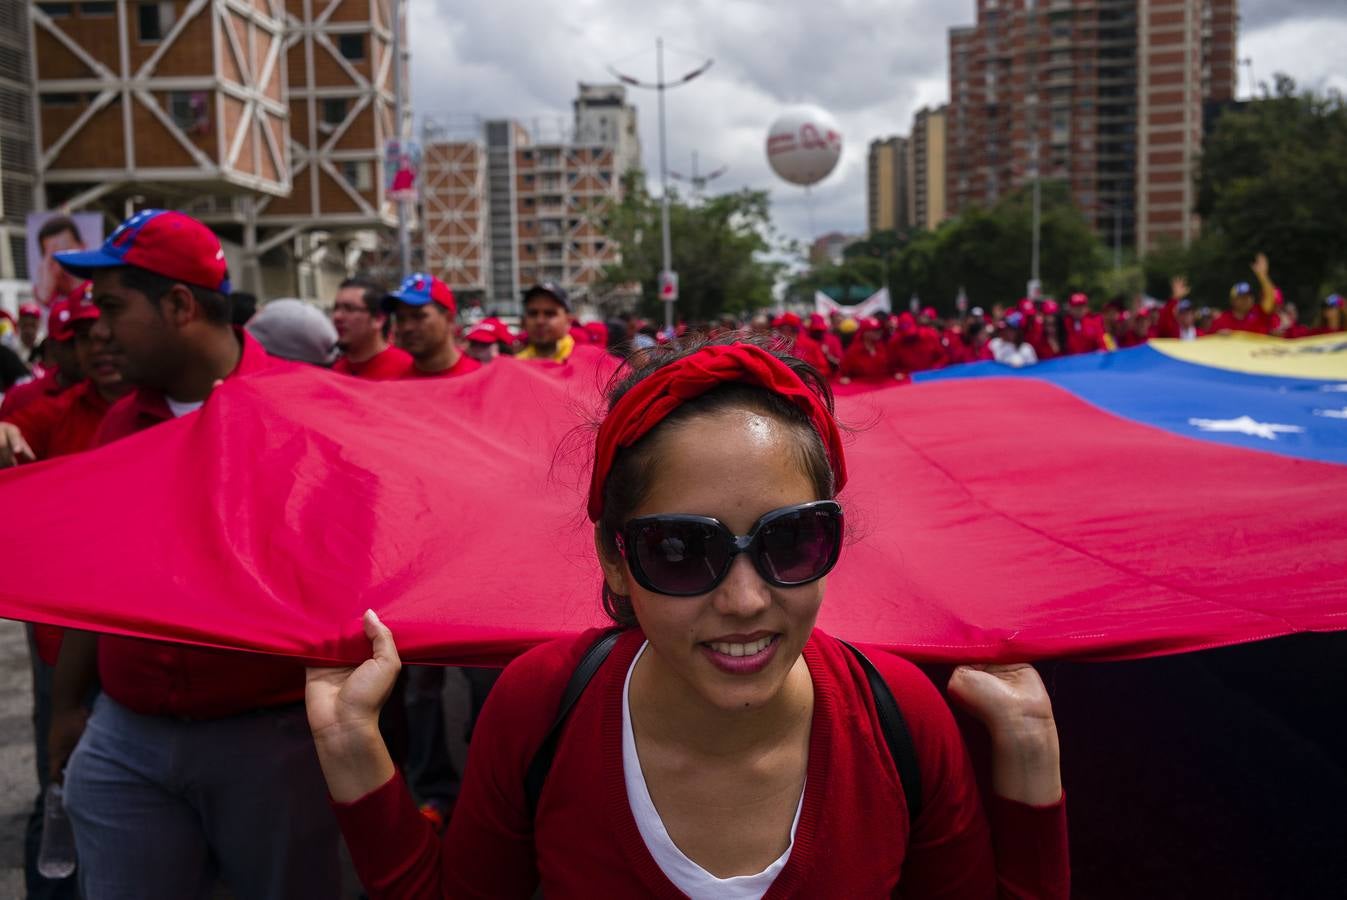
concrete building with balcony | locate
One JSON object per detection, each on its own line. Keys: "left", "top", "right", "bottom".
{"left": 1, "top": 2, "right": 37, "bottom": 280}
{"left": 28, "top": 0, "right": 411, "bottom": 301}
{"left": 907, "top": 105, "right": 948, "bottom": 232}
{"left": 867, "top": 135, "right": 910, "bottom": 235}
{"left": 946, "top": 0, "right": 1236, "bottom": 251}
{"left": 421, "top": 85, "right": 638, "bottom": 314}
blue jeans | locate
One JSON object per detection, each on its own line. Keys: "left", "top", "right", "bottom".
{"left": 64, "top": 695, "right": 340, "bottom": 900}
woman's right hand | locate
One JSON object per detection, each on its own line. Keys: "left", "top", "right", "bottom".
{"left": 306, "top": 609, "right": 401, "bottom": 802}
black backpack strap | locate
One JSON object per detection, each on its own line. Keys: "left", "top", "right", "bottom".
{"left": 523, "top": 628, "right": 623, "bottom": 818}
{"left": 840, "top": 640, "right": 924, "bottom": 824}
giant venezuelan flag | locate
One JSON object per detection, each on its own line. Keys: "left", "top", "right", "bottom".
{"left": 0, "top": 337, "right": 1343, "bottom": 665}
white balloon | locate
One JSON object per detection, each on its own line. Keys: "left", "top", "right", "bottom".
{"left": 765, "top": 108, "right": 843, "bottom": 187}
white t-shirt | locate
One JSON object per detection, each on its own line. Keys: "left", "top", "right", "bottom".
{"left": 622, "top": 642, "right": 804, "bottom": 900}
{"left": 165, "top": 397, "right": 205, "bottom": 417}
{"left": 989, "top": 337, "right": 1039, "bottom": 368}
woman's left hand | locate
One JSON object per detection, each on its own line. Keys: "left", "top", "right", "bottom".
{"left": 947, "top": 664, "right": 1062, "bottom": 806}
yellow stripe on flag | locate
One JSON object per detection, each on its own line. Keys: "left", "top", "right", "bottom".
{"left": 1150, "top": 333, "right": 1347, "bottom": 381}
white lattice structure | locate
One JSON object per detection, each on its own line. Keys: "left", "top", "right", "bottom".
{"left": 421, "top": 140, "right": 486, "bottom": 294}
{"left": 31, "top": 0, "right": 289, "bottom": 207}
{"left": 256, "top": 0, "right": 398, "bottom": 231}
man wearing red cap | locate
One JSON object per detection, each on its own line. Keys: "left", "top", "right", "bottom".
{"left": 806, "top": 313, "right": 843, "bottom": 371}
{"left": 464, "top": 320, "right": 510, "bottom": 364}
{"left": 1062, "top": 293, "right": 1112, "bottom": 355}
{"left": 384, "top": 273, "right": 481, "bottom": 379}
{"left": 839, "top": 317, "right": 897, "bottom": 383}
{"left": 0, "top": 300, "right": 84, "bottom": 419}
{"left": 1029, "top": 300, "right": 1062, "bottom": 361}
{"left": 773, "top": 312, "right": 831, "bottom": 375}
{"left": 517, "top": 283, "right": 576, "bottom": 362}
{"left": 45, "top": 208, "right": 341, "bottom": 899}
{"left": 887, "top": 312, "right": 947, "bottom": 377}
{"left": 16, "top": 302, "right": 43, "bottom": 365}
{"left": 1211, "top": 253, "right": 1278, "bottom": 335}
{"left": 331, "top": 276, "right": 411, "bottom": 380}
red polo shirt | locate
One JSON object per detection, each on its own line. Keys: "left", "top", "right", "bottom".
{"left": 398, "top": 353, "right": 482, "bottom": 379}
{"left": 333, "top": 344, "right": 413, "bottom": 381}
{"left": 3, "top": 379, "right": 111, "bottom": 462}
{"left": 1210, "top": 306, "right": 1276, "bottom": 335}
{"left": 0, "top": 369, "right": 68, "bottom": 419}
{"left": 93, "top": 330, "right": 308, "bottom": 719}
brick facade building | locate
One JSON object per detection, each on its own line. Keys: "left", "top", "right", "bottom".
{"left": 946, "top": 0, "right": 1237, "bottom": 251}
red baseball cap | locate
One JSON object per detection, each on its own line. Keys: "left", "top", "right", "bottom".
{"left": 857, "top": 316, "right": 882, "bottom": 332}
{"left": 1042, "top": 299, "right": 1060, "bottom": 315}
{"left": 896, "top": 312, "right": 917, "bottom": 335}
{"left": 18, "top": 303, "right": 41, "bottom": 318}
{"left": 382, "top": 273, "right": 457, "bottom": 317}
{"left": 69, "top": 292, "right": 100, "bottom": 324}
{"left": 55, "top": 209, "right": 231, "bottom": 293}
{"left": 1017, "top": 298, "right": 1036, "bottom": 316}
{"left": 46, "top": 299, "right": 76, "bottom": 342}
{"left": 466, "top": 324, "right": 498, "bottom": 344}
{"left": 1068, "top": 292, "right": 1089, "bottom": 308}
{"left": 773, "top": 312, "right": 803, "bottom": 329}
{"left": 921, "top": 306, "right": 937, "bottom": 319}
{"left": 807, "top": 313, "right": 827, "bottom": 332}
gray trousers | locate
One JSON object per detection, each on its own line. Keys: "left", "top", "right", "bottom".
{"left": 64, "top": 694, "right": 340, "bottom": 900}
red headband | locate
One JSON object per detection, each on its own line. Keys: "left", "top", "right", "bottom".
{"left": 587, "top": 343, "right": 847, "bottom": 521}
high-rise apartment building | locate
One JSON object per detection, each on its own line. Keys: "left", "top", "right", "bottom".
{"left": 946, "top": 0, "right": 1237, "bottom": 251}
{"left": 421, "top": 85, "right": 638, "bottom": 313}
{"left": 907, "top": 105, "right": 948, "bottom": 232}
{"left": 867, "top": 136, "right": 910, "bottom": 235}
{"left": 573, "top": 83, "right": 641, "bottom": 177}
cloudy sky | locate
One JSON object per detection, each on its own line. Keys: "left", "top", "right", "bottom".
{"left": 408, "top": 0, "right": 1347, "bottom": 248}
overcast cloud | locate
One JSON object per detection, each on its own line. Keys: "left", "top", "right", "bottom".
{"left": 409, "top": 0, "right": 1347, "bottom": 247}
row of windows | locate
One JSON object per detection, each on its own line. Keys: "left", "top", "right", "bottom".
{"left": 41, "top": 89, "right": 208, "bottom": 135}
{"left": 41, "top": 2, "right": 367, "bottom": 60}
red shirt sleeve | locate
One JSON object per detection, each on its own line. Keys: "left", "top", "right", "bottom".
{"left": 330, "top": 633, "right": 597, "bottom": 900}
{"left": 3, "top": 390, "right": 66, "bottom": 460}
{"left": 867, "top": 650, "right": 1069, "bottom": 900}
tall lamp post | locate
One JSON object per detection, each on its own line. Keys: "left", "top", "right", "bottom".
{"left": 1029, "top": 138, "right": 1041, "bottom": 299}
{"left": 611, "top": 39, "right": 713, "bottom": 332}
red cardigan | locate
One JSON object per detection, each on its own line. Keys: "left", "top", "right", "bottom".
{"left": 334, "top": 628, "right": 1068, "bottom": 899}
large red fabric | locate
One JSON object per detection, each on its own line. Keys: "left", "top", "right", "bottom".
{"left": 0, "top": 346, "right": 1344, "bottom": 666}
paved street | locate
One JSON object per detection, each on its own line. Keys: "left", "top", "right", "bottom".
{"left": 0, "top": 620, "right": 34, "bottom": 897}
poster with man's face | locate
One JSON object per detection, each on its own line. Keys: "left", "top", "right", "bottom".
{"left": 26, "top": 212, "right": 104, "bottom": 309}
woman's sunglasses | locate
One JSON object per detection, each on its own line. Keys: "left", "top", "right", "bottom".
{"left": 615, "top": 501, "right": 844, "bottom": 597}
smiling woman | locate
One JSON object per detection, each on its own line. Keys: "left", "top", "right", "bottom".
{"left": 306, "top": 335, "right": 1068, "bottom": 899}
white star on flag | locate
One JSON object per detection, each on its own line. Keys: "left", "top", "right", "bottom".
{"left": 1313, "top": 407, "right": 1347, "bottom": 420}
{"left": 1322, "top": 384, "right": 1347, "bottom": 393}
{"left": 1187, "top": 416, "right": 1306, "bottom": 440}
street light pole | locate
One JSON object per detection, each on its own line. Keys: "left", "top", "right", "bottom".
{"left": 391, "top": 0, "right": 410, "bottom": 279}
{"left": 610, "top": 40, "right": 713, "bottom": 334}
{"left": 1030, "top": 139, "right": 1041, "bottom": 295}
{"left": 656, "top": 38, "right": 673, "bottom": 332}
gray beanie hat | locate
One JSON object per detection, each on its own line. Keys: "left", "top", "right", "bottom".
{"left": 246, "top": 299, "right": 338, "bottom": 366}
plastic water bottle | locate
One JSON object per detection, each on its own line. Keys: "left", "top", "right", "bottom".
{"left": 37, "top": 782, "right": 77, "bottom": 879}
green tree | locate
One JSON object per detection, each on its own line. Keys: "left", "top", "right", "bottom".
{"left": 1195, "top": 75, "right": 1347, "bottom": 306}
{"left": 599, "top": 175, "right": 785, "bottom": 321}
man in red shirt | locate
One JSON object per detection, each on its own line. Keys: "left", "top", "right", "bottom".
{"left": 16, "top": 302, "right": 43, "bottom": 367}
{"left": 45, "top": 208, "right": 341, "bottom": 899}
{"left": 332, "top": 276, "right": 411, "bottom": 379}
{"left": 888, "top": 312, "right": 947, "bottom": 376}
{"left": 384, "top": 273, "right": 481, "bottom": 379}
{"left": 1062, "top": 293, "right": 1112, "bottom": 355}
{"left": 806, "top": 313, "right": 843, "bottom": 371}
{"left": 1211, "top": 253, "right": 1278, "bottom": 335}
{"left": 1, "top": 298, "right": 129, "bottom": 465}
{"left": 772, "top": 312, "right": 831, "bottom": 375}
{"left": 0, "top": 300, "right": 83, "bottom": 419}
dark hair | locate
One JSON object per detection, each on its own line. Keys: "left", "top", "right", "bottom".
{"left": 37, "top": 216, "right": 82, "bottom": 250}
{"left": 229, "top": 291, "right": 258, "bottom": 326}
{"left": 340, "top": 277, "right": 389, "bottom": 336}
{"left": 117, "top": 266, "right": 232, "bottom": 326}
{"left": 595, "top": 334, "right": 837, "bottom": 627}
